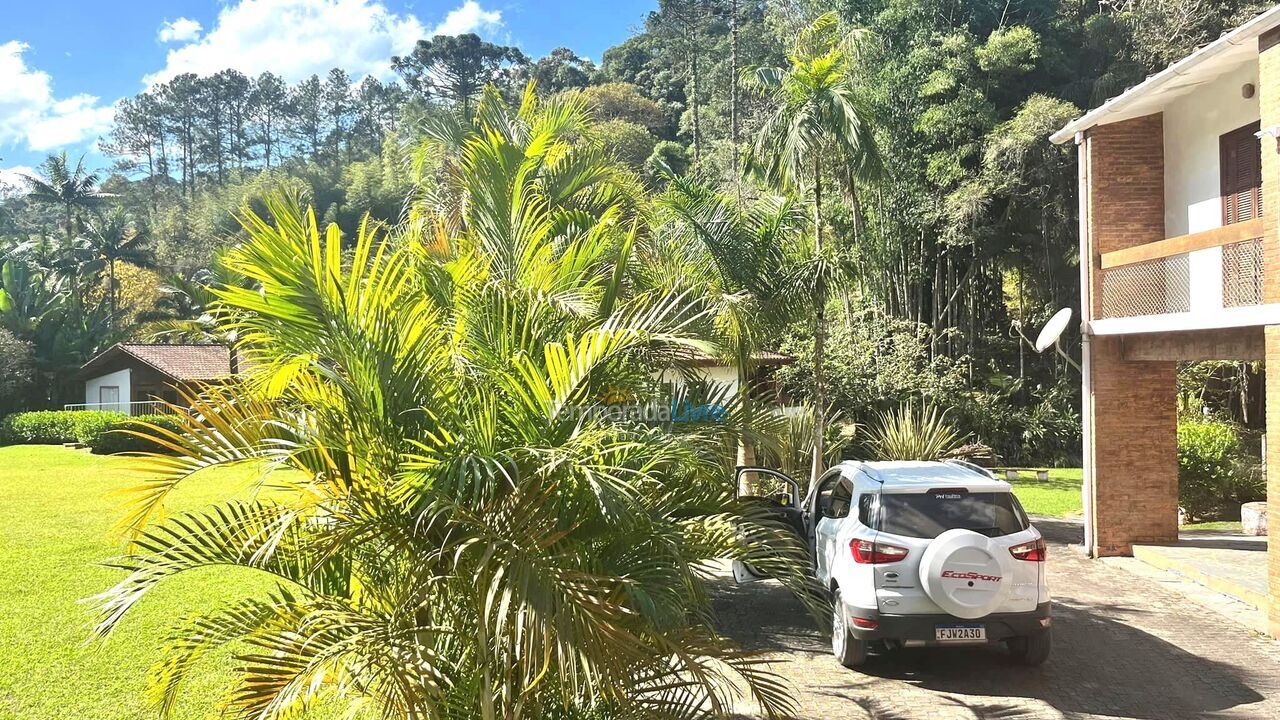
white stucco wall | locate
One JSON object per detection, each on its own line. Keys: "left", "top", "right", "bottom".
{"left": 85, "top": 368, "right": 131, "bottom": 413}
{"left": 1163, "top": 60, "right": 1260, "bottom": 237}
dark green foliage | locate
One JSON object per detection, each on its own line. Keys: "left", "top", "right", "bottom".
{"left": 0, "top": 328, "right": 34, "bottom": 415}
{"left": 777, "top": 308, "right": 1079, "bottom": 465}
{"left": 2, "top": 410, "right": 119, "bottom": 445}
{"left": 595, "top": 119, "right": 659, "bottom": 169}
{"left": 80, "top": 414, "right": 185, "bottom": 455}
{"left": 647, "top": 141, "right": 692, "bottom": 177}
{"left": 525, "top": 48, "right": 597, "bottom": 93}
{"left": 0, "top": 410, "right": 183, "bottom": 454}
{"left": 392, "top": 33, "right": 527, "bottom": 113}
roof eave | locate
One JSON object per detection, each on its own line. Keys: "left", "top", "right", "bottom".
{"left": 1050, "top": 5, "right": 1280, "bottom": 144}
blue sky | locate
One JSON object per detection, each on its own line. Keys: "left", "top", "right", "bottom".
{"left": 0, "top": 0, "right": 656, "bottom": 185}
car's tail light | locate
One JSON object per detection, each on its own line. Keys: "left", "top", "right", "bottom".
{"left": 1009, "top": 538, "right": 1047, "bottom": 562}
{"left": 850, "top": 539, "right": 909, "bottom": 564}
{"left": 851, "top": 616, "right": 879, "bottom": 629}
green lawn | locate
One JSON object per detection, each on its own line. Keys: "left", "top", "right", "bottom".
{"left": 997, "top": 467, "right": 1084, "bottom": 519}
{"left": 0, "top": 445, "right": 333, "bottom": 720}
{"left": 0, "top": 447, "right": 1087, "bottom": 717}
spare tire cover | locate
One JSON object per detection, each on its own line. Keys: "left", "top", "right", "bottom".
{"left": 918, "top": 528, "right": 1014, "bottom": 619}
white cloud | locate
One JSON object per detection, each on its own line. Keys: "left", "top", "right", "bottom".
{"left": 431, "top": 0, "right": 502, "bottom": 36}
{"left": 144, "top": 0, "right": 507, "bottom": 87}
{"left": 27, "top": 96, "right": 116, "bottom": 151}
{"left": 158, "top": 17, "right": 203, "bottom": 44}
{"left": 0, "top": 165, "right": 35, "bottom": 197}
{"left": 0, "top": 41, "right": 114, "bottom": 153}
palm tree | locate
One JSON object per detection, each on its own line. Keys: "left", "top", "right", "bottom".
{"left": 654, "top": 175, "right": 803, "bottom": 469}
{"left": 93, "top": 97, "right": 821, "bottom": 719}
{"left": 745, "top": 12, "right": 880, "bottom": 483}
{"left": 138, "top": 266, "right": 231, "bottom": 343}
{"left": 84, "top": 208, "right": 152, "bottom": 326}
{"left": 23, "top": 152, "right": 110, "bottom": 243}
{"left": 410, "top": 82, "right": 644, "bottom": 241}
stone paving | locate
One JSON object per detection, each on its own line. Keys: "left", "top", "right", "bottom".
{"left": 713, "top": 519, "right": 1280, "bottom": 720}
{"left": 1132, "top": 531, "right": 1267, "bottom": 608}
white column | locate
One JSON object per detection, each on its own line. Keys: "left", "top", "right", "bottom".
{"left": 1187, "top": 246, "right": 1224, "bottom": 314}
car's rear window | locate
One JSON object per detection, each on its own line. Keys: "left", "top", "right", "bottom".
{"left": 877, "top": 489, "right": 1028, "bottom": 539}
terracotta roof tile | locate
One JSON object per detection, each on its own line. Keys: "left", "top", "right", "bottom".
{"left": 672, "top": 348, "right": 794, "bottom": 367}
{"left": 83, "top": 343, "right": 234, "bottom": 382}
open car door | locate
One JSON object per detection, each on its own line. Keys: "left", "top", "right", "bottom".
{"left": 732, "top": 466, "right": 804, "bottom": 583}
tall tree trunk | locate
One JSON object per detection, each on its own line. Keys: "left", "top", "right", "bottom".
{"left": 810, "top": 156, "right": 826, "bottom": 485}
{"left": 730, "top": 0, "right": 740, "bottom": 195}
{"left": 265, "top": 117, "right": 274, "bottom": 169}
{"left": 690, "top": 49, "right": 702, "bottom": 163}
{"left": 108, "top": 258, "right": 116, "bottom": 330}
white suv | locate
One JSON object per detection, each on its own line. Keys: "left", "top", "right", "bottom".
{"left": 734, "top": 460, "right": 1051, "bottom": 668}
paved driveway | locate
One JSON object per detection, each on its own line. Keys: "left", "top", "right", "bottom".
{"left": 714, "top": 519, "right": 1280, "bottom": 720}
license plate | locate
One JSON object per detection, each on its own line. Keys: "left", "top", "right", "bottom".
{"left": 935, "top": 624, "right": 986, "bottom": 643}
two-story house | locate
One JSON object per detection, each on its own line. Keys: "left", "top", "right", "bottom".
{"left": 1052, "top": 6, "right": 1280, "bottom": 635}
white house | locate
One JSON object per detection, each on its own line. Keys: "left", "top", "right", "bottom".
{"left": 72, "top": 343, "right": 237, "bottom": 415}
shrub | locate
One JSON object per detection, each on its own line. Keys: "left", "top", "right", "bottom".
{"left": 867, "top": 402, "right": 967, "bottom": 461}
{"left": 1, "top": 410, "right": 118, "bottom": 445}
{"left": 1177, "top": 419, "right": 1259, "bottom": 520}
{"left": 79, "top": 414, "right": 186, "bottom": 455}
{"left": 71, "top": 411, "right": 129, "bottom": 447}
{"left": 86, "top": 412, "right": 183, "bottom": 450}
{"left": 1, "top": 410, "right": 184, "bottom": 454}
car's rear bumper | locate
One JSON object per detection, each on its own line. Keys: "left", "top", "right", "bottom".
{"left": 846, "top": 602, "right": 1051, "bottom": 644}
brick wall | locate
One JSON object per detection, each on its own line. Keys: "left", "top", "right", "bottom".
{"left": 1261, "top": 28, "right": 1280, "bottom": 305}
{"left": 1264, "top": 328, "right": 1280, "bottom": 637}
{"left": 1084, "top": 114, "right": 1180, "bottom": 556}
{"left": 1261, "top": 30, "right": 1280, "bottom": 638}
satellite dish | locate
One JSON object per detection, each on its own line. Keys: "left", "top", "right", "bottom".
{"left": 1034, "top": 307, "right": 1073, "bottom": 353}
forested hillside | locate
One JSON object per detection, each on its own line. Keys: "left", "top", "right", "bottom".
{"left": 0, "top": 0, "right": 1269, "bottom": 464}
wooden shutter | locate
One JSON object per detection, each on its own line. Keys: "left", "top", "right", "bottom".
{"left": 1221, "top": 121, "right": 1263, "bottom": 225}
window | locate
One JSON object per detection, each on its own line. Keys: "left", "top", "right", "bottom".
{"left": 828, "top": 478, "right": 853, "bottom": 519}
{"left": 857, "top": 493, "right": 877, "bottom": 526}
{"left": 878, "top": 490, "right": 1029, "bottom": 539}
{"left": 1221, "top": 121, "right": 1262, "bottom": 225}
{"left": 815, "top": 473, "right": 843, "bottom": 518}
{"left": 99, "top": 386, "right": 120, "bottom": 406}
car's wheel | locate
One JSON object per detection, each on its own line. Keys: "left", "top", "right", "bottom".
{"left": 831, "top": 591, "right": 868, "bottom": 669}
{"left": 1006, "top": 631, "right": 1051, "bottom": 666}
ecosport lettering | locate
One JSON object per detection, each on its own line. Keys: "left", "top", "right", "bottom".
{"left": 941, "top": 570, "right": 1002, "bottom": 582}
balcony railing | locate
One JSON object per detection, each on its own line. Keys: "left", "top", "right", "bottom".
{"left": 1097, "top": 219, "right": 1265, "bottom": 321}
{"left": 1099, "top": 254, "right": 1190, "bottom": 318}
{"left": 1223, "top": 236, "right": 1264, "bottom": 307}
{"left": 62, "top": 400, "right": 177, "bottom": 416}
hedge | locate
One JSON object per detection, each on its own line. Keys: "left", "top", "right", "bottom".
{"left": 1, "top": 410, "right": 184, "bottom": 454}
{"left": 82, "top": 414, "right": 185, "bottom": 454}
{"left": 1, "top": 410, "right": 110, "bottom": 445}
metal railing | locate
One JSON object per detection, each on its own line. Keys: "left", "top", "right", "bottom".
{"left": 1099, "top": 254, "right": 1191, "bottom": 319}
{"left": 62, "top": 400, "right": 176, "bottom": 416}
